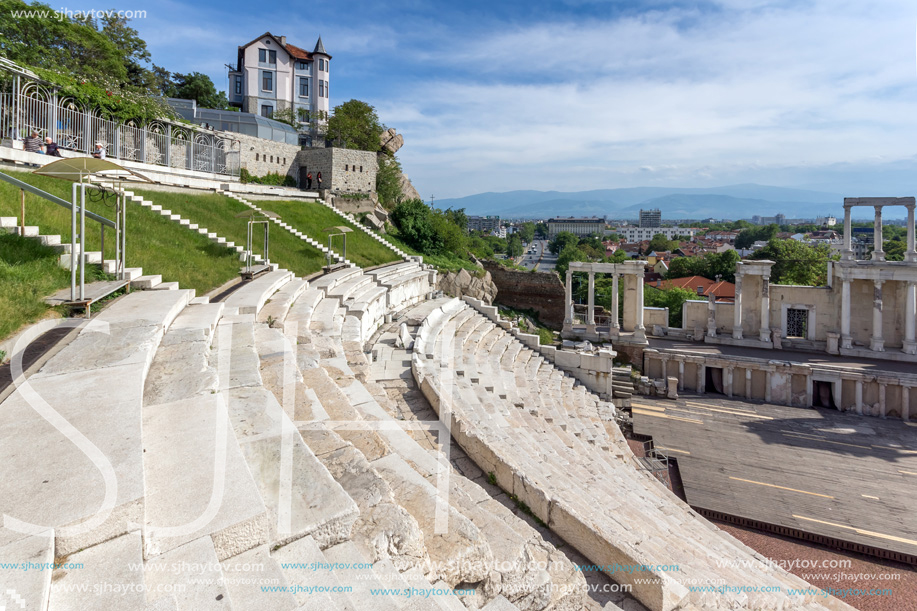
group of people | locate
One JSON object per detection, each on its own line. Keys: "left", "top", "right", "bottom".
{"left": 22, "top": 132, "right": 107, "bottom": 159}
{"left": 22, "top": 131, "right": 62, "bottom": 157}
{"left": 305, "top": 171, "right": 322, "bottom": 190}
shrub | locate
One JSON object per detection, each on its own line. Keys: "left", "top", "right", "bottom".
{"left": 240, "top": 169, "right": 296, "bottom": 187}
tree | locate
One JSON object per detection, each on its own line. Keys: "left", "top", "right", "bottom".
{"left": 556, "top": 244, "right": 587, "bottom": 277}
{"left": 445, "top": 208, "right": 468, "bottom": 233}
{"left": 549, "top": 232, "right": 579, "bottom": 255}
{"left": 645, "top": 286, "right": 697, "bottom": 327}
{"left": 750, "top": 239, "right": 836, "bottom": 286}
{"left": 706, "top": 249, "right": 740, "bottom": 283}
{"left": 270, "top": 108, "right": 302, "bottom": 129}
{"left": 376, "top": 155, "right": 404, "bottom": 210}
{"left": 506, "top": 234, "right": 524, "bottom": 258}
{"left": 391, "top": 199, "right": 438, "bottom": 254}
{"left": 326, "top": 100, "right": 384, "bottom": 150}
{"left": 169, "top": 72, "right": 230, "bottom": 109}
{"left": 735, "top": 224, "right": 778, "bottom": 249}
{"left": 666, "top": 256, "right": 706, "bottom": 279}
{"left": 99, "top": 13, "right": 157, "bottom": 89}
{"left": 518, "top": 222, "right": 536, "bottom": 243}
{"left": 0, "top": 0, "right": 125, "bottom": 80}
{"left": 646, "top": 233, "right": 677, "bottom": 254}
{"left": 607, "top": 249, "right": 628, "bottom": 264}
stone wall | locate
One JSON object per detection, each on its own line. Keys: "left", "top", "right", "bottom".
{"left": 438, "top": 268, "right": 497, "bottom": 304}
{"left": 231, "top": 131, "right": 302, "bottom": 180}
{"left": 481, "top": 262, "right": 565, "bottom": 328}
{"left": 296, "top": 148, "right": 377, "bottom": 194}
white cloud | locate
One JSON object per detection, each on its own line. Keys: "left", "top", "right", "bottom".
{"left": 383, "top": 0, "right": 917, "bottom": 198}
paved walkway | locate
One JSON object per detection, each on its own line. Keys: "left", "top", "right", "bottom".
{"left": 647, "top": 337, "right": 917, "bottom": 374}
{"left": 631, "top": 393, "right": 917, "bottom": 559}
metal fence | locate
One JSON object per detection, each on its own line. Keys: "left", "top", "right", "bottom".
{"left": 0, "top": 83, "right": 240, "bottom": 176}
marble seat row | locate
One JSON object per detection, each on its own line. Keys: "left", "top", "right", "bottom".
{"left": 412, "top": 299, "right": 854, "bottom": 611}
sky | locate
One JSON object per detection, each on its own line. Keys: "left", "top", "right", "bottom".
{"left": 38, "top": 0, "right": 917, "bottom": 200}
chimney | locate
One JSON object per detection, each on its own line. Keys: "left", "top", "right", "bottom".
{"left": 280, "top": 35, "right": 287, "bottom": 45}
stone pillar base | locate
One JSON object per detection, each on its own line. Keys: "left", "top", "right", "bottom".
{"left": 906, "top": 252, "right": 917, "bottom": 263}
{"left": 870, "top": 338, "right": 885, "bottom": 352}
{"left": 826, "top": 332, "right": 840, "bottom": 355}
{"left": 759, "top": 328, "right": 770, "bottom": 342}
{"left": 732, "top": 329, "right": 743, "bottom": 340}
{"left": 903, "top": 340, "right": 917, "bottom": 355}
{"left": 633, "top": 327, "right": 647, "bottom": 343}
{"left": 841, "top": 335, "right": 853, "bottom": 349}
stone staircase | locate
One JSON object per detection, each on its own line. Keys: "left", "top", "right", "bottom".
{"left": 90, "top": 182, "right": 270, "bottom": 267}
{"left": 215, "top": 189, "right": 352, "bottom": 267}
{"left": 411, "top": 299, "right": 855, "bottom": 611}
{"left": 611, "top": 367, "right": 634, "bottom": 408}
{"left": 1, "top": 215, "right": 167, "bottom": 286}
{"left": 218, "top": 188, "right": 412, "bottom": 262}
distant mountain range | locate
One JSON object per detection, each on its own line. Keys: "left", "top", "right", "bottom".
{"left": 433, "top": 184, "right": 868, "bottom": 220}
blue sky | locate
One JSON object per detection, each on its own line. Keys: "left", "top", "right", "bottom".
{"left": 42, "top": 0, "right": 917, "bottom": 199}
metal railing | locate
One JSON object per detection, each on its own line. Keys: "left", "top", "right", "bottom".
{"left": 0, "top": 90, "right": 240, "bottom": 177}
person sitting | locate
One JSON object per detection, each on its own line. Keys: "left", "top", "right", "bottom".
{"left": 91, "top": 142, "right": 106, "bottom": 159}
{"left": 44, "top": 137, "right": 62, "bottom": 157}
{"left": 23, "top": 132, "right": 43, "bottom": 154}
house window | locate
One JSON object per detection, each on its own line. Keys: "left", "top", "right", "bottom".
{"left": 262, "top": 71, "right": 273, "bottom": 91}
{"left": 345, "top": 164, "right": 349, "bottom": 171}
{"left": 283, "top": 157, "right": 286, "bottom": 164}
{"left": 299, "top": 77, "right": 308, "bottom": 97}
{"left": 255, "top": 153, "right": 259, "bottom": 161}
{"left": 299, "top": 61, "right": 308, "bottom": 70}
{"left": 269, "top": 50, "right": 276, "bottom": 64}
{"left": 261, "top": 105, "right": 272, "bottom": 118}
{"left": 270, "top": 155, "right": 274, "bottom": 163}
{"left": 325, "top": 80, "right": 329, "bottom": 98}
{"left": 319, "top": 80, "right": 324, "bottom": 98}
{"left": 786, "top": 308, "right": 808, "bottom": 338}
{"left": 234, "top": 76, "right": 242, "bottom": 95}
{"left": 259, "top": 49, "right": 266, "bottom": 62}
{"left": 318, "top": 58, "right": 324, "bottom": 71}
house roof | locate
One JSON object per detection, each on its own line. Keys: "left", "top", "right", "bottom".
{"left": 659, "top": 275, "right": 736, "bottom": 300}
{"left": 285, "top": 43, "right": 312, "bottom": 60}
{"left": 238, "top": 32, "right": 326, "bottom": 62}
{"left": 313, "top": 36, "right": 329, "bottom": 56}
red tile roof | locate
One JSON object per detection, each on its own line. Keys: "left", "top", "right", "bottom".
{"left": 284, "top": 43, "right": 312, "bottom": 60}
{"left": 659, "top": 275, "right": 736, "bottom": 300}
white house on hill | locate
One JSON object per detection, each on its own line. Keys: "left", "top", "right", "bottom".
{"left": 228, "top": 32, "right": 330, "bottom": 130}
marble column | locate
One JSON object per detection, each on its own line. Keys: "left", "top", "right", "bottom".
{"left": 586, "top": 271, "right": 596, "bottom": 333}
{"left": 870, "top": 279, "right": 884, "bottom": 352}
{"left": 805, "top": 375, "right": 813, "bottom": 407}
{"left": 872, "top": 205, "right": 885, "bottom": 261}
{"left": 697, "top": 364, "right": 705, "bottom": 393}
{"left": 842, "top": 204, "right": 854, "bottom": 260}
{"left": 725, "top": 367, "right": 734, "bottom": 397}
{"left": 732, "top": 274, "right": 744, "bottom": 339}
{"left": 634, "top": 272, "right": 646, "bottom": 340}
{"left": 563, "top": 269, "right": 573, "bottom": 327}
{"left": 906, "top": 204, "right": 917, "bottom": 262}
{"left": 903, "top": 386, "right": 911, "bottom": 421}
{"left": 745, "top": 368, "right": 753, "bottom": 399}
{"left": 835, "top": 379, "right": 843, "bottom": 412}
{"left": 764, "top": 371, "right": 772, "bottom": 403}
{"left": 611, "top": 273, "right": 620, "bottom": 329}
{"left": 904, "top": 281, "right": 917, "bottom": 355}
{"left": 678, "top": 360, "right": 685, "bottom": 391}
{"left": 759, "top": 274, "right": 771, "bottom": 342}
{"left": 840, "top": 279, "right": 852, "bottom": 349}
{"left": 878, "top": 383, "right": 887, "bottom": 418}
{"left": 661, "top": 357, "right": 668, "bottom": 380}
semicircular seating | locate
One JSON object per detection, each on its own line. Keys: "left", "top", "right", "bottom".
{"left": 412, "top": 298, "right": 854, "bottom": 611}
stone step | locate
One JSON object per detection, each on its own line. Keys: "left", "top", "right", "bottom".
{"left": 47, "top": 531, "right": 165, "bottom": 610}
{"left": 0, "top": 289, "right": 193, "bottom": 556}
{"left": 258, "top": 277, "right": 308, "bottom": 325}
{"left": 223, "top": 544, "right": 299, "bottom": 611}
{"left": 131, "top": 274, "right": 162, "bottom": 290}
{"left": 0, "top": 532, "right": 54, "bottom": 611}
{"left": 152, "top": 281, "right": 180, "bottom": 291}
{"left": 37, "top": 233, "right": 61, "bottom": 246}
{"left": 0, "top": 216, "right": 17, "bottom": 228}
{"left": 272, "top": 535, "right": 351, "bottom": 609}
{"left": 322, "top": 541, "right": 400, "bottom": 611}
{"left": 370, "top": 453, "right": 491, "bottom": 589}
{"left": 141, "top": 392, "right": 270, "bottom": 561}
{"left": 143, "top": 536, "right": 232, "bottom": 610}
{"left": 222, "top": 269, "right": 294, "bottom": 316}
